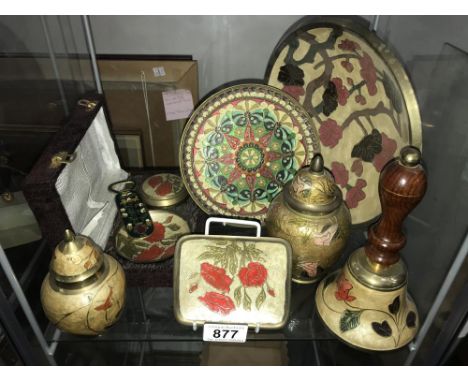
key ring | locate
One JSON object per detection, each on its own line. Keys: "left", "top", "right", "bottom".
{"left": 108, "top": 180, "right": 136, "bottom": 194}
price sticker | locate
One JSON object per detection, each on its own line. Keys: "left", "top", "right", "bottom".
{"left": 203, "top": 323, "right": 248, "bottom": 343}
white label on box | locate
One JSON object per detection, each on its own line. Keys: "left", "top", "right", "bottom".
{"left": 162, "top": 89, "right": 194, "bottom": 121}
{"left": 152, "top": 66, "right": 166, "bottom": 77}
{"left": 203, "top": 323, "right": 248, "bottom": 343}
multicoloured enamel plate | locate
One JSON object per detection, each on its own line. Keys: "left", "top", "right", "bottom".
{"left": 265, "top": 16, "right": 421, "bottom": 226}
{"left": 179, "top": 83, "right": 320, "bottom": 220}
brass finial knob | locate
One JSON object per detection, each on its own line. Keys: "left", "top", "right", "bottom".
{"left": 400, "top": 146, "right": 421, "bottom": 167}
{"left": 310, "top": 153, "right": 324, "bottom": 173}
{"left": 64, "top": 229, "right": 75, "bottom": 242}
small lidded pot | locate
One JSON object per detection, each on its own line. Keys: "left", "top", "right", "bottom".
{"left": 140, "top": 173, "right": 187, "bottom": 208}
{"left": 41, "top": 230, "right": 126, "bottom": 335}
{"left": 265, "top": 154, "right": 351, "bottom": 284}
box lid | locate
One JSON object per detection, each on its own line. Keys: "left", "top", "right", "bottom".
{"left": 23, "top": 94, "right": 128, "bottom": 249}
{"left": 173, "top": 218, "right": 292, "bottom": 329}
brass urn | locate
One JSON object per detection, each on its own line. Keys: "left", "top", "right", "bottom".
{"left": 41, "top": 230, "right": 126, "bottom": 335}
{"left": 315, "top": 146, "right": 427, "bottom": 351}
{"left": 265, "top": 154, "right": 351, "bottom": 284}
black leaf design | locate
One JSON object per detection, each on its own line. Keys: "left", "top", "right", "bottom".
{"left": 406, "top": 311, "right": 417, "bottom": 328}
{"left": 351, "top": 129, "right": 382, "bottom": 162}
{"left": 388, "top": 296, "right": 400, "bottom": 315}
{"left": 322, "top": 81, "right": 338, "bottom": 116}
{"left": 382, "top": 71, "right": 403, "bottom": 113}
{"left": 340, "top": 310, "right": 362, "bottom": 332}
{"left": 371, "top": 321, "right": 392, "bottom": 337}
{"left": 277, "top": 64, "right": 305, "bottom": 86}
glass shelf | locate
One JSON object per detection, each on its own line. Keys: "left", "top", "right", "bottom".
{"left": 44, "top": 283, "right": 335, "bottom": 344}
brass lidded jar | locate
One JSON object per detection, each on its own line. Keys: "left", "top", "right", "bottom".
{"left": 265, "top": 154, "right": 351, "bottom": 284}
{"left": 40, "top": 230, "right": 126, "bottom": 335}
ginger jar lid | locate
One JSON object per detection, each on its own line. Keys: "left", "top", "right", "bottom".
{"left": 50, "top": 229, "right": 103, "bottom": 283}
{"left": 140, "top": 173, "right": 188, "bottom": 207}
{"left": 284, "top": 154, "right": 343, "bottom": 214}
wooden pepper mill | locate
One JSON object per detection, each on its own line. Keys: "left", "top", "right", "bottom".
{"left": 315, "top": 146, "right": 427, "bottom": 351}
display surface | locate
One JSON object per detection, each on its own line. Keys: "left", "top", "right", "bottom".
{"left": 266, "top": 16, "right": 421, "bottom": 226}
{"left": 265, "top": 154, "right": 351, "bottom": 284}
{"left": 140, "top": 173, "right": 187, "bottom": 207}
{"left": 174, "top": 218, "right": 292, "bottom": 329}
{"left": 179, "top": 83, "right": 320, "bottom": 221}
{"left": 315, "top": 146, "right": 427, "bottom": 351}
{"left": 115, "top": 210, "right": 190, "bottom": 263}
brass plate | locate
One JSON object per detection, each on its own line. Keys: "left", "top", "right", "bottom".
{"left": 174, "top": 235, "right": 292, "bottom": 329}
{"left": 266, "top": 16, "right": 421, "bottom": 226}
{"left": 179, "top": 83, "right": 320, "bottom": 221}
{"left": 115, "top": 210, "right": 190, "bottom": 263}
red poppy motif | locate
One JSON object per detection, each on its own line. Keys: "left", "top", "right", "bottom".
{"left": 335, "top": 274, "right": 356, "bottom": 302}
{"left": 341, "top": 60, "right": 354, "bottom": 73}
{"left": 163, "top": 244, "right": 176, "bottom": 257}
{"left": 135, "top": 245, "right": 164, "bottom": 262}
{"left": 144, "top": 222, "right": 165, "bottom": 243}
{"left": 355, "top": 94, "right": 367, "bottom": 105}
{"left": 338, "top": 39, "right": 361, "bottom": 51}
{"left": 282, "top": 85, "right": 305, "bottom": 100}
{"left": 148, "top": 175, "right": 174, "bottom": 197}
{"left": 199, "top": 292, "right": 236, "bottom": 315}
{"left": 359, "top": 52, "right": 378, "bottom": 96}
{"left": 156, "top": 181, "right": 173, "bottom": 196}
{"left": 351, "top": 159, "right": 363, "bottom": 177}
{"left": 95, "top": 288, "right": 113, "bottom": 311}
{"left": 201, "top": 262, "right": 233, "bottom": 293}
{"left": 345, "top": 179, "right": 367, "bottom": 209}
{"left": 331, "top": 78, "right": 349, "bottom": 106}
{"left": 238, "top": 262, "right": 268, "bottom": 287}
{"left": 319, "top": 119, "right": 343, "bottom": 149}
{"left": 331, "top": 161, "right": 349, "bottom": 188}
{"left": 372, "top": 132, "right": 397, "bottom": 172}
{"left": 148, "top": 175, "right": 163, "bottom": 188}
{"left": 299, "top": 261, "right": 319, "bottom": 278}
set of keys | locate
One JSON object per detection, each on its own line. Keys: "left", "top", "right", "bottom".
{"left": 109, "top": 180, "right": 154, "bottom": 238}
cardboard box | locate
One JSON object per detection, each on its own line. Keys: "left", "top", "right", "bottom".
{"left": 97, "top": 57, "right": 198, "bottom": 168}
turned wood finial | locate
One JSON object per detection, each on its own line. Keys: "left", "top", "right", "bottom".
{"left": 365, "top": 146, "right": 427, "bottom": 266}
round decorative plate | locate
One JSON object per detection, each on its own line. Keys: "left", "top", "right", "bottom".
{"left": 115, "top": 210, "right": 190, "bottom": 263}
{"left": 265, "top": 16, "right": 421, "bottom": 226}
{"left": 179, "top": 83, "right": 320, "bottom": 220}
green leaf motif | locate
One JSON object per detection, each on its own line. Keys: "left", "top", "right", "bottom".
{"left": 234, "top": 286, "right": 242, "bottom": 307}
{"left": 243, "top": 289, "right": 252, "bottom": 311}
{"left": 255, "top": 287, "right": 267, "bottom": 310}
{"left": 229, "top": 250, "right": 238, "bottom": 276}
{"left": 339, "top": 309, "right": 362, "bottom": 332}
{"left": 167, "top": 223, "right": 181, "bottom": 231}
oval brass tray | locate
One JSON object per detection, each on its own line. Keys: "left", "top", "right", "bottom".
{"left": 265, "top": 16, "right": 421, "bottom": 226}
{"left": 179, "top": 83, "right": 320, "bottom": 221}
